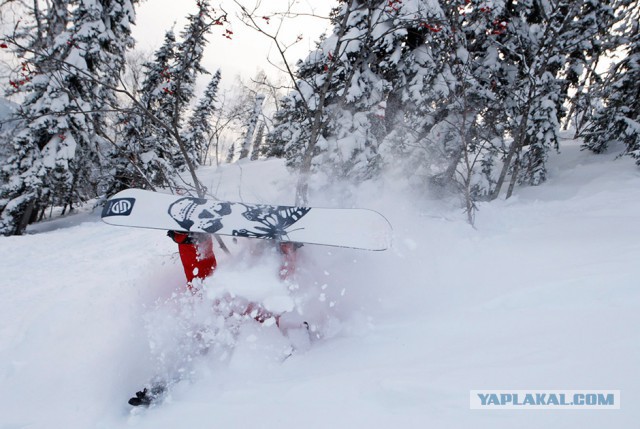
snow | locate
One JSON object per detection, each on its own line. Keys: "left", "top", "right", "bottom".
{"left": 0, "top": 98, "right": 17, "bottom": 122}
{"left": 1, "top": 140, "right": 639, "bottom": 427}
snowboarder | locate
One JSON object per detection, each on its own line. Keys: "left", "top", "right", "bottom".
{"left": 127, "top": 232, "right": 301, "bottom": 406}
{"left": 167, "top": 229, "right": 298, "bottom": 290}
{"left": 167, "top": 230, "right": 300, "bottom": 321}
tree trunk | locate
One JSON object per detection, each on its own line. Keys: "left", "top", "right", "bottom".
{"left": 490, "top": 93, "right": 534, "bottom": 200}
{"left": 294, "top": 0, "right": 356, "bottom": 206}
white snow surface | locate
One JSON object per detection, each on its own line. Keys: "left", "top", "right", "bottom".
{"left": 1, "top": 140, "right": 639, "bottom": 428}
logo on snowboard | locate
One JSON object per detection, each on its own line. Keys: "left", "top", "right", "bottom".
{"left": 102, "top": 198, "right": 135, "bottom": 217}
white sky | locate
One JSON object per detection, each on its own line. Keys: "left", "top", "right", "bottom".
{"left": 0, "top": 1, "right": 333, "bottom": 98}
{"left": 133, "top": 0, "right": 334, "bottom": 86}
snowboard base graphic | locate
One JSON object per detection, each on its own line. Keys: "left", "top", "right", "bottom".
{"left": 101, "top": 189, "right": 392, "bottom": 251}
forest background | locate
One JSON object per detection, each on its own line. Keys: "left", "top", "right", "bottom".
{"left": 0, "top": 0, "right": 638, "bottom": 234}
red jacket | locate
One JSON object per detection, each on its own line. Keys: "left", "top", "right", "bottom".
{"left": 169, "top": 231, "right": 217, "bottom": 286}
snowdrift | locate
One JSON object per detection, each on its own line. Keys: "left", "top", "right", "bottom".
{"left": 0, "top": 140, "right": 639, "bottom": 428}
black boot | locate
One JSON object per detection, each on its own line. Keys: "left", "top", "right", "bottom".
{"left": 128, "top": 384, "right": 166, "bottom": 407}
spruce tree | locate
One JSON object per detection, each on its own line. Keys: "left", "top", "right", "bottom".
{"left": 109, "top": 30, "right": 177, "bottom": 194}
{"left": 0, "top": 0, "right": 136, "bottom": 235}
{"left": 0, "top": 1, "right": 72, "bottom": 235}
{"left": 166, "top": 0, "right": 214, "bottom": 174}
{"left": 487, "top": 0, "right": 619, "bottom": 197}
{"left": 107, "top": 0, "right": 216, "bottom": 195}
{"left": 265, "top": 90, "right": 310, "bottom": 160}
{"left": 268, "top": 0, "right": 415, "bottom": 183}
{"left": 184, "top": 69, "right": 221, "bottom": 165}
{"left": 64, "top": 0, "right": 136, "bottom": 200}
{"left": 583, "top": 2, "right": 640, "bottom": 163}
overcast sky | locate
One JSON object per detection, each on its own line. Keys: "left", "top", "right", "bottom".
{"left": 133, "top": 0, "right": 334, "bottom": 86}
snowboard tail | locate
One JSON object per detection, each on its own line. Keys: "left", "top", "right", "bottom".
{"left": 102, "top": 189, "right": 392, "bottom": 250}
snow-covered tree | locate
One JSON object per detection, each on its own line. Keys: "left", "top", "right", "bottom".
{"left": 64, "top": 0, "right": 136, "bottom": 198}
{"left": 107, "top": 0, "right": 220, "bottom": 196}
{"left": 250, "top": 121, "right": 265, "bottom": 161}
{"left": 225, "top": 142, "right": 236, "bottom": 163}
{"left": 0, "top": 1, "right": 72, "bottom": 235}
{"left": 264, "top": 0, "right": 627, "bottom": 216}
{"left": 184, "top": 69, "right": 221, "bottom": 165}
{"left": 263, "top": 0, "right": 373, "bottom": 204}
{"left": 265, "top": 90, "right": 310, "bottom": 161}
{"left": 239, "top": 93, "right": 264, "bottom": 160}
{"left": 582, "top": 2, "right": 640, "bottom": 164}
{"left": 167, "top": 0, "right": 215, "bottom": 173}
{"left": 388, "top": 0, "right": 499, "bottom": 195}
{"left": 267, "top": 0, "right": 423, "bottom": 197}
{"left": 561, "top": 1, "right": 618, "bottom": 133}
{"left": 482, "top": 0, "right": 620, "bottom": 198}
{"left": 108, "top": 30, "right": 177, "bottom": 194}
{"left": 0, "top": 0, "right": 136, "bottom": 235}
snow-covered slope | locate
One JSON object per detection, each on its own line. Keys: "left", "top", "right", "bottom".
{"left": 1, "top": 140, "right": 639, "bottom": 428}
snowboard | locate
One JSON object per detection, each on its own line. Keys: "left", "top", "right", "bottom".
{"left": 101, "top": 188, "right": 392, "bottom": 251}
